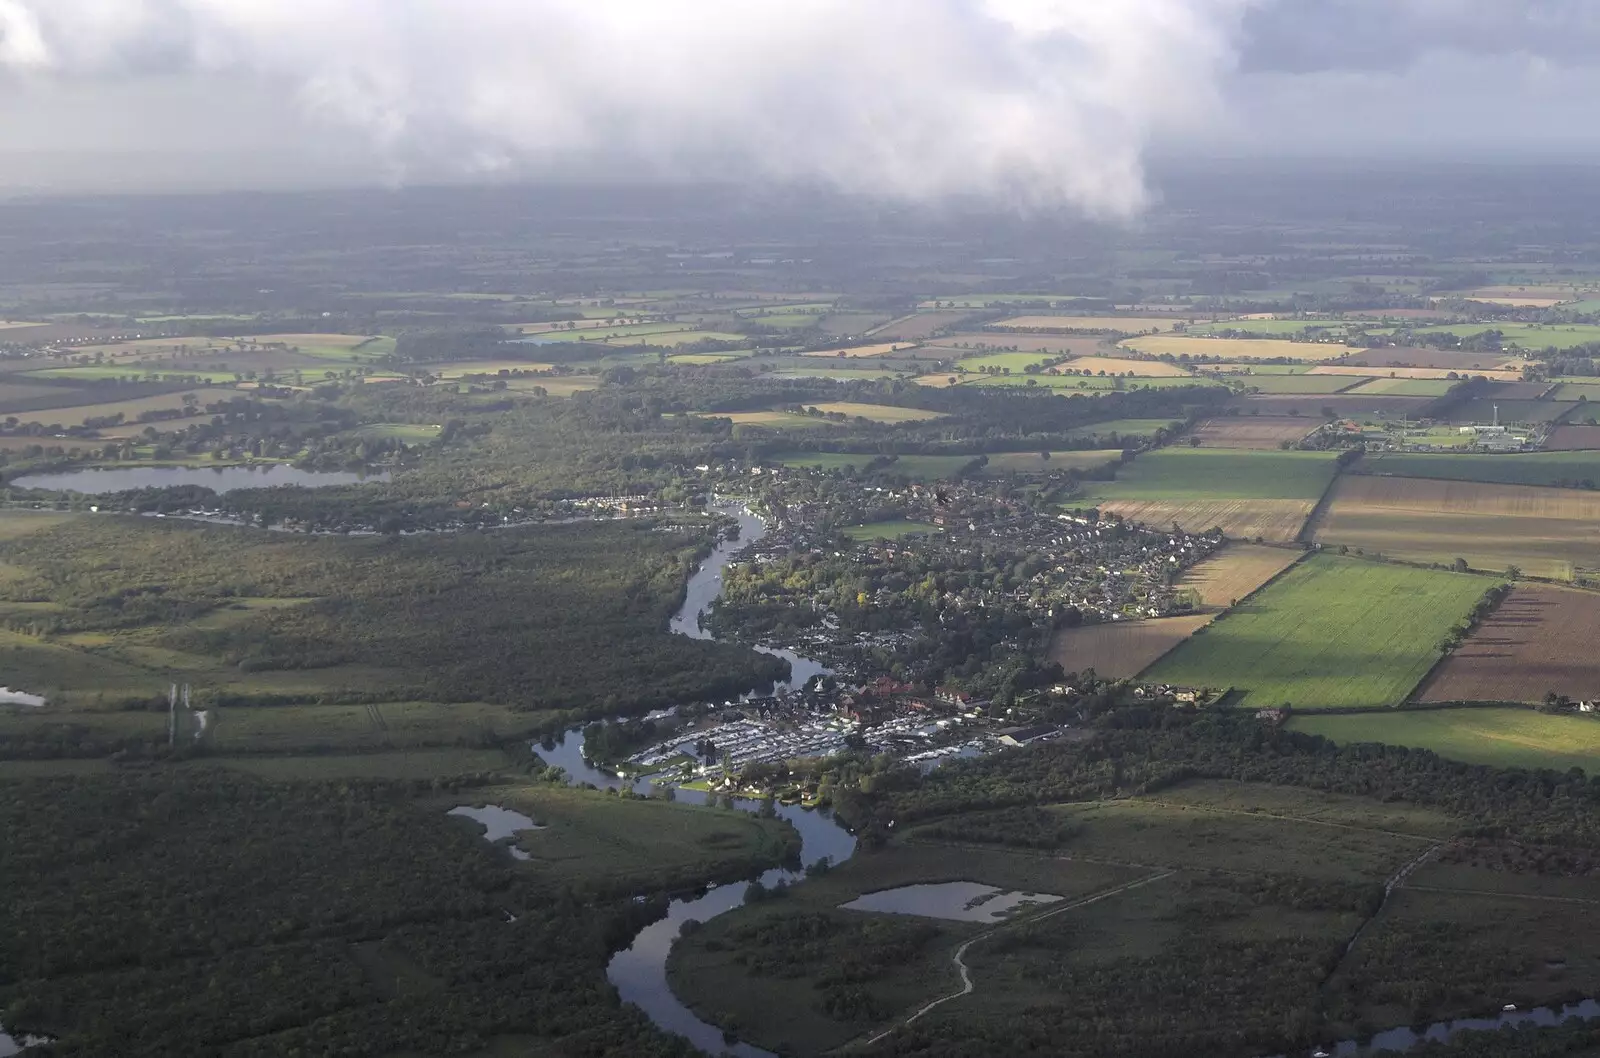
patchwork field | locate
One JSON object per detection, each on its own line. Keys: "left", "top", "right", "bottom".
{"left": 801, "top": 342, "right": 919, "bottom": 358}
{"left": 1173, "top": 544, "right": 1304, "bottom": 610}
{"left": 1338, "top": 347, "right": 1531, "bottom": 372}
{"left": 1314, "top": 476, "right": 1600, "bottom": 579}
{"left": 1049, "top": 615, "right": 1214, "bottom": 678}
{"left": 1121, "top": 336, "right": 1357, "bottom": 361}
{"left": 1288, "top": 707, "right": 1600, "bottom": 773}
{"left": 1342, "top": 378, "right": 1457, "bottom": 397}
{"left": 1190, "top": 417, "right": 1316, "bottom": 449}
{"left": 1078, "top": 448, "right": 1341, "bottom": 540}
{"left": 1416, "top": 585, "right": 1600, "bottom": 703}
{"left": 1147, "top": 555, "right": 1490, "bottom": 710}
{"left": 992, "top": 316, "right": 1183, "bottom": 333}
{"left": 802, "top": 401, "right": 946, "bottom": 423}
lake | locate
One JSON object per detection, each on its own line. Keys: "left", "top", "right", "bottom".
{"left": 841, "top": 881, "right": 1065, "bottom": 923}
{"left": 9, "top": 465, "right": 390, "bottom": 494}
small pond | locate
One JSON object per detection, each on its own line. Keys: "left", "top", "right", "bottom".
{"left": 9, "top": 465, "right": 390, "bottom": 494}
{"left": 0, "top": 1024, "right": 51, "bottom": 1056}
{"left": 841, "top": 881, "right": 1065, "bottom": 923}
{"left": 0, "top": 688, "right": 45, "bottom": 707}
{"left": 448, "top": 804, "right": 544, "bottom": 842}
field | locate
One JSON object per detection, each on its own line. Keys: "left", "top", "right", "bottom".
{"left": 1314, "top": 475, "right": 1600, "bottom": 580}
{"left": 874, "top": 312, "right": 972, "bottom": 340}
{"left": 1361, "top": 450, "right": 1600, "bottom": 489}
{"left": 842, "top": 519, "right": 936, "bottom": 540}
{"left": 1188, "top": 318, "right": 1359, "bottom": 337}
{"left": 1228, "top": 373, "right": 1361, "bottom": 394}
{"left": 970, "top": 374, "right": 1218, "bottom": 392}
{"left": 876, "top": 455, "right": 979, "bottom": 479}
{"left": 1342, "top": 377, "right": 1458, "bottom": 397}
{"left": 1172, "top": 544, "right": 1303, "bottom": 609}
{"left": 1338, "top": 347, "right": 1530, "bottom": 372}
{"left": 991, "top": 316, "right": 1184, "bottom": 333}
{"left": 1289, "top": 708, "right": 1600, "bottom": 774}
{"left": 1226, "top": 394, "right": 1438, "bottom": 420}
{"left": 1190, "top": 417, "right": 1315, "bottom": 449}
{"left": 802, "top": 401, "right": 946, "bottom": 423}
{"left": 1065, "top": 418, "right": 1184, "bottom": 441}
{"left": 1144, "top": 554, "right": 1490, "bottom": 710}
{"left": 1415, "top": 323, "right": 1600, "bottom": 351}
{"left": 1055, "top": 356, "right": 1195, "bottom": 377}
{"left": 1120, "top": 336, "right": 1356, "bottom": 361}
{"left": 1545, "top": 425, "right": 1600, "bottom": 450}
{"left": 959, "top": 351, "right": 1060, "bottom": 372}
{"left": 979, "top": 450, "right": 1123, "bottom": 475}
{"left": 698, "top": 410, "right": 836, "bottom": 429}
{"left": 1548, "top": 382, "right": 1600, "bottom": 403}
{"left": 1307, "top": 364, "right": 1522, "bottom": 382}
{"left": 215, "top": 748, "right": 518, "bottom": 780}
{"left": 1416, "top": 585, "right": 1600, "bottom": 703}
{"left": 1076, "top": 448, "right": 1340, "bottom": 540}
{"left": 1049, "top": 615, "right": 1214, "bottom": 678}
{"left": 933, "top": 334, "right": 1109, "bottom": 355}
{"left": 801, "top": 342, "right": 919, "bottom": 358}
{"left": 1452, "top": 399, "right": 1577, "bottom": 425}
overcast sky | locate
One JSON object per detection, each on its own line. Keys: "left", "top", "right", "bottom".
{"left": 0, "top": 0, "right": 1597, "bottom": 212}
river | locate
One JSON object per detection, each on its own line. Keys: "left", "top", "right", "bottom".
{"left": 545, "top": 503, "right": 1599, "bottom": 1058}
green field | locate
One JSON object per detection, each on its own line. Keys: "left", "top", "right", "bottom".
{"left": 1064, "top": 418, "right": 1185, "bottom": 441}
{"left": 1289, "top": 707, "right": 1600, "bottom": 773}
{"left": 842, "top": 519, "right": 937, "bottom": 540}
{"left": 970, "top": 374, "right": 1220, "bottom": 391}
{"left": 1078, "top": 447, "right": 1342, "bottom": 503}
{"left": 1414, "top": 323, "right": 1600, "bottom": 351}
{"left": 959, "top": 351, "right": 1061, "bottom": 372}
{"left": 877, "top": 455, "right": 978, "bottom": 479}
{"left": 1451, "top": 399, "right": 1577, "bottom": 425}
{"left": 1144, "top": 555, "right": 1492, "bottom": 709}
{"left": 1362, "top": 450, "right": 1600, "bottom": 488}
{"left": 1344, "top": 377, "right": 1458, "bottom": 397}
{"left": 980, "top": 450, "right": 1124, "bottom": 475}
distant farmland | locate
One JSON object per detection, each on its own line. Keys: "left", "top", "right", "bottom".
{"left": 1361, "top": 451, "right": 1600, "bottom": 490}
{"left": 1050, "top": 616, "right": 1214, "bottom": 679}
{"left": 1314, "top": 475, "right": 1600, "bottom": 580}
{"left": 992, "top": 316, "right": 1185, "bottom": 333}
{"left": 1190, "top": 417, "right": 1316, "bottom": 450}
{"left": 1145, "top": 555, "right": 1489, "bottom": 710}
{"left": 1288, "top": 708, "right": 1600, "bottom": 774}
{"left": 1173, "top": 544, "right": 1303, "bottom": 610}
{"left": 1417, "top": 585, "right": 1600, "bottom": 704}
{"left": 1120, "top": 336, "right": 1358, "bottom": 362}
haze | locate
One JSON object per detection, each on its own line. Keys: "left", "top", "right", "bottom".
{"left": 1, "top": 0, "right": 1599, "bottom": 210}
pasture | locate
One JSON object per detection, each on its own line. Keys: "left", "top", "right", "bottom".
{"left": 1314, "top": 475, "right": 1600, "bottom": 580}
{"left": 1415, "top": 323, "right": 1600, "bottom": 351}
{"left": 803, "top": 401, "right": 946, "bottom": 423}
{"left": 1173, "top": 544, "right": 1303, "bottom": 609}
{"left": 877, "top": 455, "right": 981, "bottom": 479}
{"left": 1190, "top": 417, "right": 1316, "bottom": 449}
{"left": 1342, "top": 378, "right": 1457, "bottom": 397}
{"left": 1144, "top": 555, "right": 1490, "bottom": 710}
{"left": 1417, "top": 585, "right": 1600, "bottom": 704}
{"left": 1120, "top": 336, "right": 1357, "bottom": 361}
{"left": 959, "top": 351, "right": 1060, "bottom": 372}
{"left": 1065, "top": 418, "right": 1184, "bottom": 441}
{"left": 1288, "top": 708, "right": 1600, "bottom": 774}
{"left": 1049, "top": 615, "right": 1214, "bottom": 678}
{"left": 980, "top": 450, "right": 1123, "bottom": 475}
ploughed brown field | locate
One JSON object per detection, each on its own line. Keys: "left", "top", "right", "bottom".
{"left": 1314, "top": 476, "right": 1600, "bottom": 581}
{"left": 1417, "top": 585, "right": 1600, "bottom": 703}
{"left": 1191, "top": 417, "right": 1316, "bottom": 450}
{"left": 1545, "top": 426, "right": 1600, "bottom": 451}
{"left": 1094, "top": 498, "right": 1316, "bottom": 543}
{"left": 1049, "top": 614, "right": 1214, "bottom": 678}
{"left": 1174, "top": 544, "right": 1304, "bottom": 610}
{"left": 1337, "top": 347, "right": 1532, "bottom": 372}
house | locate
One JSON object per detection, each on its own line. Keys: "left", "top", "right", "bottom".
{"left": 934, "top": 686, "right": 972, "bottom": 707}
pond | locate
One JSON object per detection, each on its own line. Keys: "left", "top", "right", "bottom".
{"left": 0, "top": 1024, "right": 51, "bottom": 1056}
{"left": 449, "top": 805, "right": 543, "bottom": 861}
{"left": 9, "top": 465, "right": 390, "bottom": 494}
{"left": 841, "top": 881, "right": 1064, "bottom": 923}
{"left": 0, "top": 688, "right": 45, "bottom": 707}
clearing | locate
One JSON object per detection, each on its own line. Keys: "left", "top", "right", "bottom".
{"left": 1289, "top": 708, "right": 1600, "bottom": 774}
{"left": 1416, "top": 585, "right": 1600, "bottom": 704}
{"left": 1049, "top": 615, "right": 1214, "bottom": 678}
{"left": 1314, "top": 475, "right": 1600, "bottom": 580}
{"left": 1144, "top": 554, "right": 1491, "bottom": 710}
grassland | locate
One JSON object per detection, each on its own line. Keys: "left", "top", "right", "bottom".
{"left": 1144, "top": 554, "right": 1491, "bottom": 709}
{"left": 802, "top": 401, "right": 946, "bottom": 423}
{"left": 979, "top": 450, "right": 1123, "bottom": 475}
{"left": 1120, "top": 336, "right": 1357, "bottom": 361}
{"left": 1288, "top": 708, "right": 1600, "bottom": 773}
{"left": 1075, "top": 448, "right": 1340, "bottom": 540}
{"left": 1049, "top": 615, "right": 1214, "bottom": 678}
{"left": 1314, "top": 475, "right": 1600, "bottom": 580}
{"left": 842, "top": 520, "right": 936, "bottom": 541}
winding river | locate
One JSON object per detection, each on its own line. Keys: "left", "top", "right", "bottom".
{"left": 541, "top": 502, "right": 1600, "bottom": 1058}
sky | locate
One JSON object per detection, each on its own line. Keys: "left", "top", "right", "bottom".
{"left": 0, "top": 0, "right": 1597, "bottom": 212}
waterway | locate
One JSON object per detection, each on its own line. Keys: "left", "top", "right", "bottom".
{"left": 542, "top": 501, "right": 853, "bottom": 1057}
{"left": 9, "top": 464, "right": 389, "bottom": 494}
